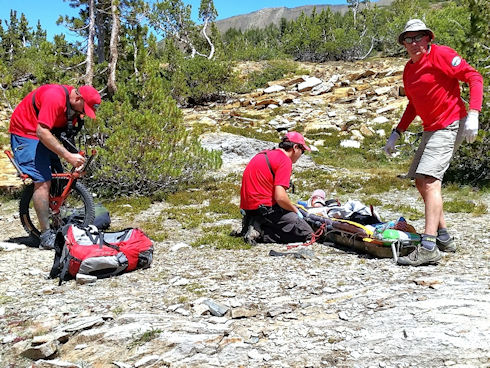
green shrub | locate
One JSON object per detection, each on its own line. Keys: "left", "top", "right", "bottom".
{"left": 444, "top": 0, "right": 489, "bottom": 188}
{"left": 85, "top": 71, "right": 222, "bottom": 197}
{"left": 167, "top": 53, "right": 238, "bottom": 106}
{"left": 445, "top": 118, "right": 489, "bottom": 188}
{"left": 246, "top": 60, "right": 301, "bottom": 90}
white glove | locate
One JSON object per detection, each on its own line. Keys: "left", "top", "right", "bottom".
{"left": 383, "top": 130, "right": 401, "bottom": 156}
{"left": 297, "top": 210, "right": 304, "bottom": 219}
{"left": 463, "top": 111, "right": 479, "bottom": 143}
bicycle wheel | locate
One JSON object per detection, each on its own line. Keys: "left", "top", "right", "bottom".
{"left": 19, "top": 179, "right": 95, "bottom": 240}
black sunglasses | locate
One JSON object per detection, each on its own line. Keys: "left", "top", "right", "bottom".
{"left": 403, "top": 33, "right": 427, "bottom": 44}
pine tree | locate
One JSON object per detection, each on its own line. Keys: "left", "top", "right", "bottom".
{"left": 85, "top": 53, "right": 222, "bottom": 196}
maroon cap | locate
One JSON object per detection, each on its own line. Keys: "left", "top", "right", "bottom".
{"left": 78, "top": 85, "right": 101, "bottom": 119}
{"left": 283, "top": 131, "right": 311, "bottom": 151}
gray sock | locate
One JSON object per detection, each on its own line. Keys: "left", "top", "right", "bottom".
{"left": 421, "top": 234, "right": 436, "bottom": 250}
{"left": 437, "top": 228, "right": 450, "bottom": 242}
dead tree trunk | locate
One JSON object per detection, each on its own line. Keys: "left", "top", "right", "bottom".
{"left": 85, "top": 0, "right": 96, "bottom": 85}
{"left": 201, "top": 17, "right": 215, "bottom": 60}
{"left": 107, "top": 0, "right": 120, "bottom": 97}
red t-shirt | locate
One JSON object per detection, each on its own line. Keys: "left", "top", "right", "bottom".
{"left": 398, "top": 44, "right": 483, "bottom": 132}
{"left": 240, "top": 149, "right": 292, "bottom": 210}
{"left": 9, "top": 84, "right": 75, "bottom": 139}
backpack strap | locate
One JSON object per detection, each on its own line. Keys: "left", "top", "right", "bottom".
{"left": 103, "top": 240, "right": 121, "bottom": 252}
{"left": 259, "top": 151, "right": 296, "bottom": 192}
{"left": 85, "top": 228, "right": 121, "bottom": 252}
{"left": 60, "top": 85, "right": 75, "bottom": 135}
{"left": 59, "top": 257, "right": 71, "bottom": 286}
{"left": 259, "top": 151, "right": 275, "bottom": 180}
{"left": 115, "top": 228, "right": 132, "bottom": 242}
{"left": 31, "top": 92, "right": 40, "bottom": 117}
{"left": 58, "top": 239, "right": 79, "bottom": 285}
{"left": 32, "top": 85, "right": 71, "bottom": 121}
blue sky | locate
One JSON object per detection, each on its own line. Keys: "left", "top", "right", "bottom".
{"left": 0, "top": 0, "right": 348, "bottom": 41}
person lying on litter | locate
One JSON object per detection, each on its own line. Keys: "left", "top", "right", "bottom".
{"left": 299, "top": 195, "right": 381, "bottom": 225}
{"left": 307, "top": 189, "right": 327, "bottom": 208}
{"left": 239, "top": 132, "right": 314, "bottom": 245}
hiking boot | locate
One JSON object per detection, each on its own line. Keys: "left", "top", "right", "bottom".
{"left": 39, "top": 229, "right": 56, "bottom": 250}
{"left": 231, "top": 213, "right": 250, "bottom": 237}
{"left": 436, "top": 235, "right": 456, "bottom": 253}
{"left": 397, "top": 245, "right": 442, "bottom": 266}
{"left": 229, "top": 227, "right": 243, "bottom": 237}
{"left": 243, "top": 225, "right": 261, "bottom": 246}
{"left": 230, "top": 227, "right": 245, "bottom": 238}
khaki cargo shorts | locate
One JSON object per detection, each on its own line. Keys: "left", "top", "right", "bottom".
{"left": 407, "top": 118, "right": 465, "bottom": 181}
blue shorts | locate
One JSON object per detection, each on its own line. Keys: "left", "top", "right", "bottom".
{"left": 10, "top": 134, "right": 62, "bottom": 183}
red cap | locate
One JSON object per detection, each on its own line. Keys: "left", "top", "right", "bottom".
{"left": 283, "top": 131, "right": 311, "bottom": 151}
{"left": 78, "top": 85, "right": 101, "bottom": 119}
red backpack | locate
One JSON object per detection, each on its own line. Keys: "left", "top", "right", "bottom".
{"left": 50, "top": 225, "right": 153, "bottom": 284}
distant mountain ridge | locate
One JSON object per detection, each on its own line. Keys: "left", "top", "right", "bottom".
{"left": 215, "top": 0, "right": 394, "bottom": 33}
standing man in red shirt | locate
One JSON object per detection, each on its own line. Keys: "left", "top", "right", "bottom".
{"left": 240, "top": 132, "right": 314, "bottom": 245}
{"left": 383, "top": 19, "right": 483, "bottom": 266}
{"left": 9, "top": 84, "right": 101, "bottom": 249}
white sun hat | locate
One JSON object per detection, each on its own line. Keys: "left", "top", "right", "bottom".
{"left": 398, "top": 19, "right": 435, "bottom": 45}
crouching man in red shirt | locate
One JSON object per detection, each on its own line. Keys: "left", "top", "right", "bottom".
{"left": 239, "top": 132, "right": 314, "bottom": 245}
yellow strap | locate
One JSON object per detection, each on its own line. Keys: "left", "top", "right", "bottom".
{"left": 295, "top": 203, "right": 307, "bottom": 211}
{"left": 333, "top": 219, "right": 374, "bottom": 236}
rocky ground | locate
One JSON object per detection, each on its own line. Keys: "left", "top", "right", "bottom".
{"left": 1, "top": 188, "right": 489, "bottom": 368}
{"left": 0, "top": 59, "right": 489, "bottom": 368}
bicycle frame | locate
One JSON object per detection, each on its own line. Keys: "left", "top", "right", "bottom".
{"left": 4, "top": 149, "right": 96, "bottom": 215}
{"left": 4, "top": 149, "right": 29, "bottom": 181}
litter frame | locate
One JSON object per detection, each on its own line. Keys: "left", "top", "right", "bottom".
{"left": 324, "top": 228, "right": 415, "bottom": 262}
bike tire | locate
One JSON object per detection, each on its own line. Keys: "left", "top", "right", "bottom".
{"left": 19, "top": 180, "right": 96, "bottom": 240}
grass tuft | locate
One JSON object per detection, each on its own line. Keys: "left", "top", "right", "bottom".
{"left": 383, "top": 203, "right": 424, "bottom": 221}
{"left": 103, "top": 196, "right": 152, "bottom": 217}
{"left": 185, "top": 282, "right": 206, "bottom": 296}
{"left": 0, "top": 294, "right": 14, "bottom": 304}
{"left": 444, "top": 199, "right": 488, "bottom": 215}
{"left": 128, "top": 328, "right": 162, "bottom": 350}
{"left": 192, "top": 225, "right": 251, "bottom": 250}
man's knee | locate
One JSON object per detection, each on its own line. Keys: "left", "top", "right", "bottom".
{"left": 416, "top": 175, "right": 440, "bottom": 193}
{"left": 297, "top": 218, "right": 314, "bottom": 237}
{"left": 282, "top": 212, "right": 313, "bottom": 235}
{"left": 34, "top": 180, "right": 51, "bottom": 194}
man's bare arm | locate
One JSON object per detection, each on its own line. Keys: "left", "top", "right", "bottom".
{"left": 274, "top": 185, "right": 299, "bottom": 214}
{"left": 36, "top": 123, "right": 85, "bottom": 167}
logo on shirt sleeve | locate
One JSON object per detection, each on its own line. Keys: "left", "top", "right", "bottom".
{"left": 451, "top": 56, "right": 461, "bottom": 67}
